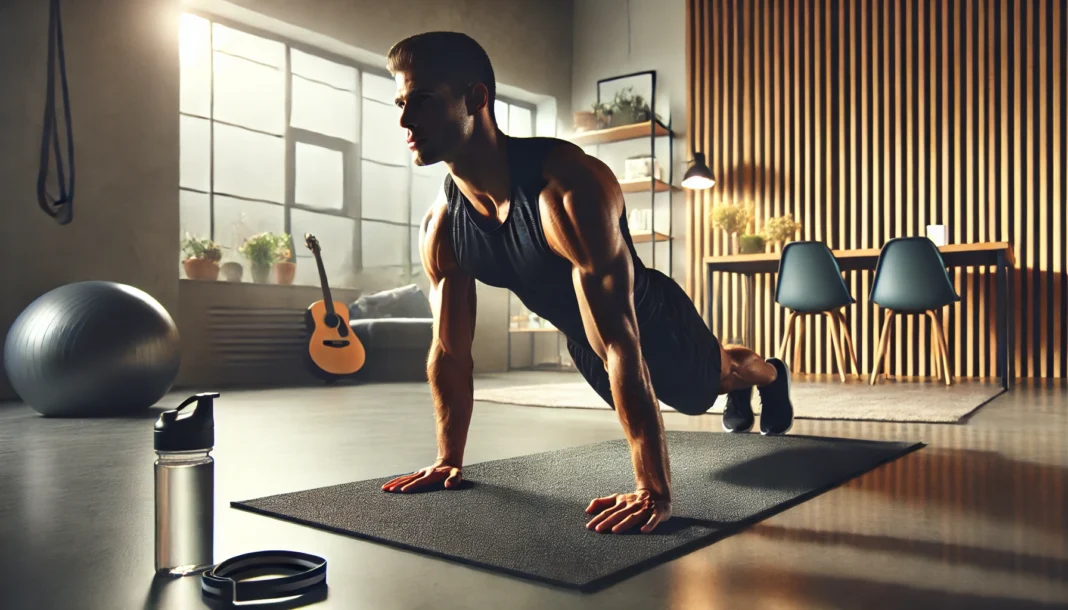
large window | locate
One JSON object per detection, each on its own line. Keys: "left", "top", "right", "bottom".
{"left": 178, "top": 13, "right": 537, "bottom": 288}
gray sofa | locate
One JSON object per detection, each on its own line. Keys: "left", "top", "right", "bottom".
{"left": 347, "top": 284, "right": 433, "bottom": 382}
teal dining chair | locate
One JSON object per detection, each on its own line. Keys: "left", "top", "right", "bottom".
{"left": 774, "top": 241, "right": 860, "bottom": 381}
{"left": 868, "top": 237, "right": 961, "bottom": 385}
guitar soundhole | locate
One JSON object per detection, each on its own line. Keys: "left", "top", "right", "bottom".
{"left": 323, "top": 313, "right": 339, "bottom": 328}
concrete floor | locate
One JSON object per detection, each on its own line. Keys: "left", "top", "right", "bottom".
{"left": 1, "top": 370, "right": 1066, "bottom": 609}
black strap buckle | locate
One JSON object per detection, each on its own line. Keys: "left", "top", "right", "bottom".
{"left": 201, "top": 550, "right": 327, "bottom": 605}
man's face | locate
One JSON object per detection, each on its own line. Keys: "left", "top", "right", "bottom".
{"left": 394, "top": 70, "right": 470, "bottom": 166}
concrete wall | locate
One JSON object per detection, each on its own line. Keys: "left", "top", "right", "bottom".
{"left": 571, "top": 0, "right": 688, "bottom": 282}
{"left": 0, "top": 0, "right": 182, "bottom": 401}
{"left": 0, "top": 0, "right": 573, "bottom": 401}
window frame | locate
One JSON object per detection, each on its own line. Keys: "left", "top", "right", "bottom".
{"left": 179, "top": 9, "right": 538, "bottom": 285}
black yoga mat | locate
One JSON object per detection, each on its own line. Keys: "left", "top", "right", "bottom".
{"left": 233, "top": 431, "right": 922, "bottom": 592}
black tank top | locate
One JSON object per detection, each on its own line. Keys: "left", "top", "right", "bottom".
{"left": 444, "top": 135, "right": 653, "bottom": 351}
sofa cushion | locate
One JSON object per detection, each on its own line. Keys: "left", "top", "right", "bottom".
{"left": 350, "top": 284, "right": 432, "bottom": 320}
{"left": 350, "top": 318, "right": 433, "bottom": 351}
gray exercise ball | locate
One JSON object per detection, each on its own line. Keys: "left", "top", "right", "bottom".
{"left": 3, "top": 281, "right": 181, "bottom": 417}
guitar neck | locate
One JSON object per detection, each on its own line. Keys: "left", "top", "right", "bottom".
{"left": 313, "top": 251, "right": 335, "bottom": 313}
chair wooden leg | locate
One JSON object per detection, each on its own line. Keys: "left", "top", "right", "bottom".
{"left": 777, "top": 311, "right": 798, "bottom": 361}
{"left": 870, "top": 310, "right": 895, "bottom": 385}
{"left": 793, "top": 315, "right": 806, "bottom": 375}
{"left": 927, "top": 310, "right": 952, "bottom": 386}
{"left": 929, "top": 310, "right": 944, "bottom": 382}
{"left": 835, "top": 310, "right": 861, "bottom": 376}
{"left": 825, "top": 312, "right": 847, "bottom": 382}
{"left": 930, "top": 321, "right": 943, "bottom": 381}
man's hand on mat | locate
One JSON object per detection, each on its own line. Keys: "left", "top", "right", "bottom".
{"left": 585, "top": 489, "right": 671, "bottom": 534}
{"left": 380, "top": 463, "right": 463, "bottom": 493}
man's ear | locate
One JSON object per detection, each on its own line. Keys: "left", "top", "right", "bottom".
{"left": 466, "top": 83, "right": 490, "bottom": 116}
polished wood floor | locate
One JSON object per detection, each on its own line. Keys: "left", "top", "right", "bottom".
{"left": 0, "top": 371, "right": 1065, "bottom": 609}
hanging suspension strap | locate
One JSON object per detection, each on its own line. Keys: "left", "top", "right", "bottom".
{"left": 37, "top": 0, "right": 75, "bottom": 226}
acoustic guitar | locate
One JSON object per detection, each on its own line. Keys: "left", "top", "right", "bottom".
{"left": 303, "top": 234, "right": 366, "bottom": 379}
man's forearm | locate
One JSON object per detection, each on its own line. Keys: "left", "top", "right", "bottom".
{"left": 606, "top": 347, "right": 672, "bottom": 501}
{"left": 427, "top": 340, "right": 475, "bottom": 466}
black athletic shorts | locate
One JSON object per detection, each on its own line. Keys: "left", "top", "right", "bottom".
{"left": 567, "top": 269, "right": 723, "bottom": 416}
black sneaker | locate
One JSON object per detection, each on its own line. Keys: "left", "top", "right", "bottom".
{"left": 757, "top": 358, "right": 794, "bottom": 435}
{"left": 722, "top": 388, "right": 754, "bottom": 433}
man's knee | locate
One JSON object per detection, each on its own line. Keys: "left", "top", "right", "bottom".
{"left": 720, "top": 345, "right": 776, "bottom": 388}
{"left": 659, "top": 378, "right": 719, "bottom": 415}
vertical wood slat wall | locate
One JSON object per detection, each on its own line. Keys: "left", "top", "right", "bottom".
{"left": 686, "top": 0, "right": 1067, "bottom": 379}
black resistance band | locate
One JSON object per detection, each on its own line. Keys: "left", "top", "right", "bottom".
{"left": 37, "top": 0, "right": 76, "bottom": 226}
{"left": 201, "top": 550, "right": 328, "bottom": 605}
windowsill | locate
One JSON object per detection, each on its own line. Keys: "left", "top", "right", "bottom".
{"left": 179, "top": 277, "right": 365, "bottom": 298}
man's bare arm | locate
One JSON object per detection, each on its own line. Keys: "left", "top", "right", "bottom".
{"left": 543, "top": 145, "right": 672, "bottom": 531}
{"left": 382, "top": 202, "right": 476, "bottom": 492}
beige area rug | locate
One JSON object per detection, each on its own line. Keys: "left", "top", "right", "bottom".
{"left": 472, "top": 379, "right": 1006, "bottom": 424}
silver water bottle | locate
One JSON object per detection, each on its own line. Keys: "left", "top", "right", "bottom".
{"left": 153, "top": 392, "right": 219, "bottom": 576}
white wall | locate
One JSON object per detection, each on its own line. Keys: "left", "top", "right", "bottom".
{"left": 571, "top": 0, "right": 688, "bottom": 282}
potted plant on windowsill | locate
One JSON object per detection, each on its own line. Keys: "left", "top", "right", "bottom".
{"left": 181, "top": 234, "right": 222, "bottom": 280}
{"left": 274, "top": 234, "right": 297, "bottom": 286}
{"left": 239, "top": 232, "right": 290, "bottom": 284}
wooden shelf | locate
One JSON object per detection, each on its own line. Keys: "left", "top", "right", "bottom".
{"left": 618, "top": 177, "right": 676, "bottom": 193}
{"left": 570, "top": 120, "right": 672, "bottom": 145}
{"left": 631, "top": 231, "right": 672, "bottom": 244}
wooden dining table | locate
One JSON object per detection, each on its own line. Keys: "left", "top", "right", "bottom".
{"left": 704, "top": 242, "right": 1016, "bottom": 389}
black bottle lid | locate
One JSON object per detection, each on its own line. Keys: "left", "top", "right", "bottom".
{"left": 154, "top": 392, "right": 219, "bottom": 452}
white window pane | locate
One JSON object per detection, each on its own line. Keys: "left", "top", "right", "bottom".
{"left": 361, "top": 221, "right": 408, "bottom": 267}
{"left": 212, "top": 196, "right": 285, "bottom": 259}
{"left": 508, "top": 105, "right": 533, "bottom": 138}
{"left": 179, "top": 190, "right": 211, "bottom": 242}
{"left": 361, "top": 101, "right": 409, "bottom": 166}
{"left": 211, "top": 23, "right": 284, "bottom": 68}
{"left": 214, "top": 123, "right": 285, "bottom": 202}
{"left": 361, "top": 161, "right": 408, "bottom": 223}
{"left": 291, "top": 49, "right": 357, "bottom": 92}
{"left": 495, "top": 100, "right": 509, "bottom": 133}
{"left": 213, "top": 52, "right": 285, "bottom": 134}
{"left": 295, "top": 143, "right": 344, "bottom": 211}
{"left": 180, "top": 115, "right": 210, "bottom": 191}
{"left": 362, "top": 72, "right": 396, "bottom": 104}
{"left": 410, "top": 225, "right": 421, "bottom": 269}
{"left": 291, "top": 209, "right": 356, "bottom": 288}
{"left": 179, "top": 13, "right": 211, "bottom": 116}
{"left": 412, "top": 157, "right": 449, "bottom": 178}
{"left": 292, "top": 76, "right": 357, "bottom": 141}
{"left": 410, "top": 172, "right": 443, "bottom": 225}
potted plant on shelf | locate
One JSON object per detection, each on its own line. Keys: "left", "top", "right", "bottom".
{"left": 738, "top": 233, "right": 767, "bottom": 255}
{"left": 763, "top": 214, "right": 802, "bottom": 250}
{"left": 274, "top": 234, "right": 297, "bottom": 286}
{"left": 239, "top": 232, "right": 290, "bottom": 284}
{"left": 589, "top": 86, "right": 664, "bottom": 129}
{"left": 709, "top": 203, "right": 753, "bottom": 255}
{"left": 181, "top": 234, "right": 222, "bottom": 280}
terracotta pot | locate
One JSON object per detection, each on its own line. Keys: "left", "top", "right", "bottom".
{"left": 220, "top": 262, "right": 243, "bottom": 282}
{"left": 250, "top": 262, "right": 271, "bottom": 284}
{"left": 183, "top": 258, "right": 219, "bottom": 281}
{"left": 274, "top": 261, "right": 296, "bottom": 285}
{"left": 573, "top": 111, "right": 598, "bottom": 132}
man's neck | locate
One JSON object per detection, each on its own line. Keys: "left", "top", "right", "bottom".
{"left": 446, "top": 125, "right": 511, "bottom": 216}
